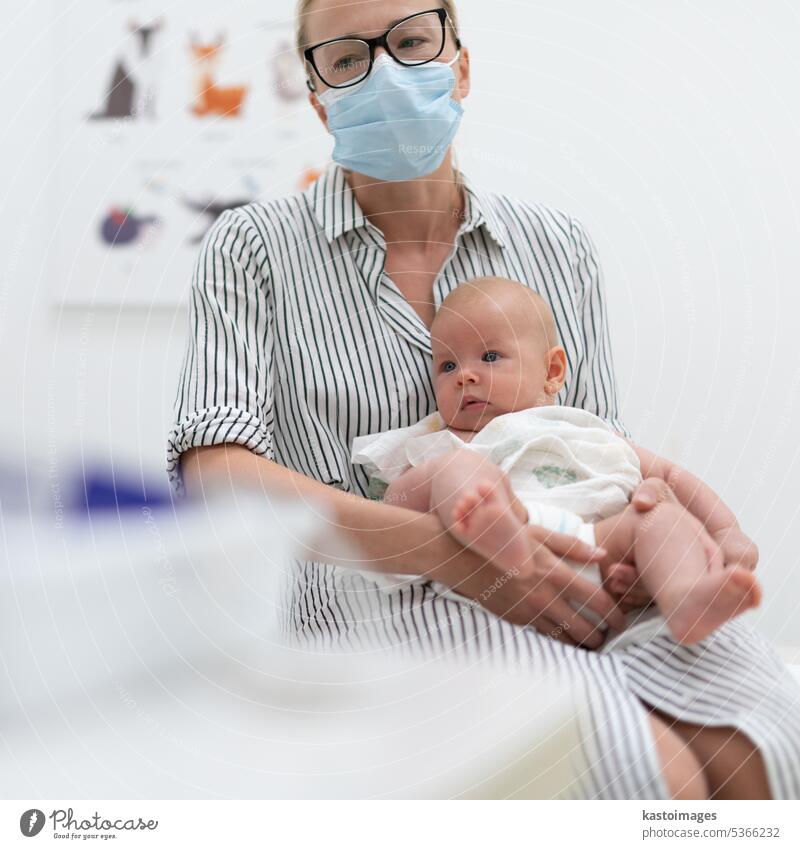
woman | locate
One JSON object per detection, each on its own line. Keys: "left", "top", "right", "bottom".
{"left": 168, "top": 0, "right": 800, "bottom": 799}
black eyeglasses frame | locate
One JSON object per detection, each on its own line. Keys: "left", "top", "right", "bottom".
{"left": 303, "top": 8, "right": 461, "bottom": 92}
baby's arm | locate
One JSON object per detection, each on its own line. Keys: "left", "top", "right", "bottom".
{"left": 620, "top": 440, "right": 758, "bottom": 572}
{"left": 629, "top": 442, "right": 736, "bottom": 534}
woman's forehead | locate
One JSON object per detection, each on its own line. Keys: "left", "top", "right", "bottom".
{"left": 303, "top": 0, "right": 439, "bottom": 45}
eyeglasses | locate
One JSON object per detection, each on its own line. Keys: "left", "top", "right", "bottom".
{"left": 303, "top": 8, "right": 461, "bottom": 91}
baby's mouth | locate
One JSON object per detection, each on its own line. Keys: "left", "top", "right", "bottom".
{"left": 461, "top": 394, "right": 488, "bottom": 411}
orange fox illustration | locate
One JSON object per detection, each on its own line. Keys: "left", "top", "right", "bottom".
{"left": 189, "top": 34, "right": 247, "bottom": 118}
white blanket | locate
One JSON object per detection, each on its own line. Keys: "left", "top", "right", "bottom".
{"left": 351, "top": 405, "right": 642, "bottom": 523}
{"left": 351, "top": 406, "right": 671, "bottom": 648}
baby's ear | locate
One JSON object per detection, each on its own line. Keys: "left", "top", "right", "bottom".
{"left": 546, "top": 345, "right": 568, "bottom": 389}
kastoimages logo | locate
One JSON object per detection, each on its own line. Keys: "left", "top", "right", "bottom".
{"left": 19, "top": 809, "right": 46, "bottom": 837}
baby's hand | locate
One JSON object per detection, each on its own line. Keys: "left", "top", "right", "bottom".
{"left": 710, "top": 525, "right": 759, "bottom": 572}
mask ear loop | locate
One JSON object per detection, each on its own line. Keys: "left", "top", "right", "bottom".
{"left": 442, "top": 44, "right": 466, "bottom": 199}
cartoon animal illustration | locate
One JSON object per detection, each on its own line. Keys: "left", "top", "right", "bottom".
{"left": 297, "top": 166, "right": 324, "bottom": 191}
{"left": 180, "top": 194, "right": 253, "bottom": 243}
{"left": 100, "top": 206, "right": 159, "bottom": 246}
{"left": 88, "top": 18, "right": 164, "bottom": 121}
{"left": 189, "top": 34, "right": 248, "bottom": 118}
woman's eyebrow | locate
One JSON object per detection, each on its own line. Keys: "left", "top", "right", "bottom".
{"left": 330, "top": 15, "right": 411, "bottom": 41}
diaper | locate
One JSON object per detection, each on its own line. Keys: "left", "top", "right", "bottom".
{"left": 520, "top": 499, "right": 597, "bottom": 558}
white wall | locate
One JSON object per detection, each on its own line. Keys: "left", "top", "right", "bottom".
{"left": 3, "top": 1, "right": 799, "bottom": 645}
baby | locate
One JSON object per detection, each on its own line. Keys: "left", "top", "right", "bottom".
{"left": 351, "top": 276, "right": 761, "bottom": 646}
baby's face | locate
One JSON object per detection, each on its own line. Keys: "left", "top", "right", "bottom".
{"left": 431, "top": 296, "right": 552, "bottom": 431}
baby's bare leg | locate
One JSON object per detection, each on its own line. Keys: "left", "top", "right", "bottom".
{"left": 383, "top": 460, "right": 441, "bottom": 513}
{"left": 594, "top": 482, "right": 761, "bottom": 644}
{"left": 427, "top": 448, "right": 533, "bottom": 574}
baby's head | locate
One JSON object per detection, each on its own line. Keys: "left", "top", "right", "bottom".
{"left": 430, "top": 277, "right": 567, "bottom": 431}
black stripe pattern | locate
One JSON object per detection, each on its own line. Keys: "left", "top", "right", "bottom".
{"left": 167, "top": 163, "right": 800, "bottom": 798}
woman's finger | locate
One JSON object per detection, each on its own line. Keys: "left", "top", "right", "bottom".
{"left": 630, "top": 479, "right": 670, "bottom": 512}
{"left": 741, "top": 539, "right": 759, "bottom": 571}
{"left": 530, "top": 613, "right": 581, "bottom": 646}
{"left": 548, "top": 561, "right": 627, "bottom": 632}
{"left": 514, "top": 608, "right": 577, "bottom": 645}
{"left": 614, "top": 584, "right": 651, "bottom": 608}
{"left": 529, "top": 524, "right": 607, "bottom": 563}
{"left": 702, "top": 534, "right": 726, "bottom": 572}
{"left": 715, "top": 529, "right": 759, "bottom": 572}
{"left": 604, "top": 563, "right": 651, "bottom": 607}
{"left": 541, "top": 598, "right": 607, "bottom": 649}
{"left": 605, "top": 561, "right": 637, "bottom": 592}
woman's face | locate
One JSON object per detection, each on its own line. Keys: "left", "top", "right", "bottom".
{"left": 303, "top": 0, "right": 469, "bottom": 122}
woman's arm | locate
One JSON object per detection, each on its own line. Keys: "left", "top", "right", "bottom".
{"left": 182, "top": 443, "right": 626, "bottom": 643}
{"left": 567, "top": 216, "right": 630, "bottom": 436}
{"left": 183, "top": 444, "right": 454, "bottom": 577}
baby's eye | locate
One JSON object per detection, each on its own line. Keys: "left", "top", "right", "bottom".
{"left": 482, "top": 351, "right": 501, "bottom": 363}
{"left": 441, "top": 361, "right": 456, "bottom": 373}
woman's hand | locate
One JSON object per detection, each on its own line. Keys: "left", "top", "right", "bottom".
{"left": 439, "top": 525, "right": 626, "bottom": 649}
{"left": 709, "top": 525, "right": 759, "bottom": 571}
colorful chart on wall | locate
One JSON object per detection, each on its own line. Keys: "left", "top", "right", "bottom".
{"left": 51, "top": 0, "right": 332, "bottom": 305}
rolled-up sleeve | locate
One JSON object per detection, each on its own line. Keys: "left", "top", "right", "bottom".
{"left": 167, "top": 208, "right": 274, "bottom": 497}
{"left": 567, "top": 216, "right": 632, "bottom": 439}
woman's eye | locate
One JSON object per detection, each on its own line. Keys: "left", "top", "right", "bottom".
{"left": 441, "top": 361, "right": 456, "bottom": 373}
{"left": 397, "top": 37, "right": 424, "bottom": 50}
{"left": 333, "top": 55, "right": 358, "bottom": 71}
{"left": 482, "top": 351, "right": 500, "bottom": 362}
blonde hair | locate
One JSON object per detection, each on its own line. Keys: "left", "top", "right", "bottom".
{"left": 295, "top": 0, "right": 460, "bottom": 61}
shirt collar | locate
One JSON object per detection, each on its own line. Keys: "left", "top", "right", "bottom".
{"left": 305, "top": 161, "right": 507, "bottom": 249}
{"left": 456, "top": 170, "right": 508, "bottom": 249}
{"left": 305, "top": 162, "right": 368, "bottom": 243}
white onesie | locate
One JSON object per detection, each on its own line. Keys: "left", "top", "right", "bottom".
{"left": 350, "top": 405, "right": 668, "bottom": 649}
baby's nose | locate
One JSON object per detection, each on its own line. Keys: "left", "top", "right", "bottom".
{"left": 457, "top": 367, "right": 478, "bottom": 385}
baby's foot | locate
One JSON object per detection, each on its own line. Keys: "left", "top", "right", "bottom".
{"left": 451, "top": 481, "right": 532, "bottom": 574}
{"left": 665, "top": 567, "right": 762, "bottom": 645}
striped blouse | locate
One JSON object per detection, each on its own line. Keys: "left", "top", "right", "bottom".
{"left": 165, "top": 163, "right": 800, "bottom": 801}
{"left": 167, "top": 162, "right": 629, "bottom": 496}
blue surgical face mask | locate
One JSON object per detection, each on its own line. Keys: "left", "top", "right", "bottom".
{"left": 317, "top": 52, "right": 464, "bottom": 182}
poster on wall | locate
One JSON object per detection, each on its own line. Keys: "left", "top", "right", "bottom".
{"left": 51, "top": 0, "right": 331, "bottom": 305}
